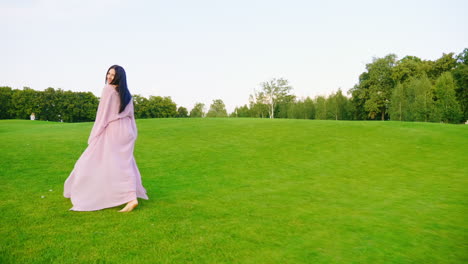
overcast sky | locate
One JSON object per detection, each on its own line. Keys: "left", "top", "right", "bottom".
{"left": 2, "top": 0, "right": 467, "bottom": 113}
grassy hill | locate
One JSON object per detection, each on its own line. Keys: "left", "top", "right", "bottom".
{"left": 0, "top": 118, "right": 466, "bottom": 263}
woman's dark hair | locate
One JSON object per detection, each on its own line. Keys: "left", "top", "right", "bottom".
{"left": 106, "top": 65, "right": 132, "bottom": 113}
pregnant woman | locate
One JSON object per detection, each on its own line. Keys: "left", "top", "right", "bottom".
{"left": 64, "top": 65, "right": 149, "bottom": 212}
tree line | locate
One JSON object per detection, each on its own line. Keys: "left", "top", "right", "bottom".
{"left": 0, "top": 87, "right": 191, "bottom": 122}
{"left": 1, "top": 48, "right": 466, "bottom": 123}
{"left": 0, "top": 84, "right": 232, "bottom": 121}
{"left": 231, "top": 79, "right": 354, "bottom": 120}
{"left": 0, "top": 87, "right": 99, "bottom": 122}
{"left": 232, "top": 48, "right": 467, "bottom": 123}
{"left": 349, "top": 50, "right": 467, "bottom": 123}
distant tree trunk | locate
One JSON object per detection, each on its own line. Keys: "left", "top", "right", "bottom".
{"left": 424, "top": 93, "right": 428, "bottom": 122}
{"left": 399, "top": 102, "right": 402, "bottom": 121}
{"left": 270, "top": 103, "right": 274, "bottom": 119}
{"left": 335, "top": 105, "right": 338, "bottom": 120}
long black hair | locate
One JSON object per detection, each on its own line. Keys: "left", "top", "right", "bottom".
{"left": 106, "top": 65, "right": 132, "bottom": 113}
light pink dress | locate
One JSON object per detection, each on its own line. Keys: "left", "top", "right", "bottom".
{"left": 63, "top": 84, "right": 149, "bottom": 211}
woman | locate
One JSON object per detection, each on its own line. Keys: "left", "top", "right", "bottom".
{"left": 64, "top": 65, "right": 149, "bottom": 212}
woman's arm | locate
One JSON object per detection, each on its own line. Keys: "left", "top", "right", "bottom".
{"left": 87, "top": 85, "right": 119, "bottom": 144}
{"left": 87, "top": 85, "right": 135, "bottom": 145}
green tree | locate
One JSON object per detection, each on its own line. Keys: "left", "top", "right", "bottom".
{"left": 315, "top": 96, "right": 327, "bottom": 120}
{"left": 231, "top": 105, "right": 251, "bottom": 117}
{"left": 146, "top": 96, "right": 177, "bottom": 118}
{"left": 389, "top": 82, "right": 407, "bottom": 121}
{"left": 392, "top": 56, "right": 425, "bottom": 84}
{"left": 39, "top": 87, "right": 60, "bottom": 121}
{"left": 206, "top": 99, "right": 228, "bottom": 117}
{"left": 0, "top": 87, "right": 13, "bottom": 119}
{"left": 429, "top": 53, "right": 457, "bottom": 79}
{"left": 133, "top": 94, "right": 150, "bottom": 118}
{"left": 177, "top": 106, "right": 189, "bottom": 118}
{"left": 10, "top": 87, "right": 41, "bottom": 119}
{"left": 249, "top": 93, "right": 269, "bottom": 118}
{"left": 363, "top": 54, "right": 397, "bottom": 120}
{"left": 303, "top": 97, "right": 316, "bottom": 119}
{"left": 452, "top": 48, "right": 468, "bottom": 121}
{"left": 287, "top": 97, "right": 315, "bottom": 119}
{"left": 69, "top": 91, "right": 99, "bottom": 122}
{"left": 259, "top": 78, "right": 293, "bottom": 119}
{"left": 409, "top": 74, "right": 435, "bottom": 122}
{"left": 190, "top": 103, "right": 205, "bottom": 117}
{"left": 327, "top": 89, "right": 350, "bottom": 120}
{"left": 60, "top": 90, "right": 79, "bottom": 122}
{"left": 434, "top": 72, "right": 462, "bottom": 123}
{"left": 349, "top": 82, "right": 369, "bottom": 120}
{"left": 276, "top": 95, "right": 296, "bottom": 118}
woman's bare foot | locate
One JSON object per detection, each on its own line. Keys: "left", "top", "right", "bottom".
{"left": 118, "top": 199, "right": 138, "bottom": 212}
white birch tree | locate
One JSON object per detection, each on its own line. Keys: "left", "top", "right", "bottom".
{"left": 259, "top": 78, "right": 292, "bottom": 119}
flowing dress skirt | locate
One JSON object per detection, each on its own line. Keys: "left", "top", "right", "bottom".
{"left": 64, "top": 116, "right": 149, "bottom": 211}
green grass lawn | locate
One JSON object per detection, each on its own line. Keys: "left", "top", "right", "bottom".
{"left": 0, "top": 118, "right": 466, "bottom": 263}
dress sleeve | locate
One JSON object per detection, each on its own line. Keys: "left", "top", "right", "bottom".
{"left": 129, "top": 101, "right": 138, "bottom": 138}
{"left": 87, "top": 85, "right": 125, "bottom": 145}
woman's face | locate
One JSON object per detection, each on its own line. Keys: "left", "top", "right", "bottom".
{"left": 107, "top": 68, "right": 116, "bottom": 84}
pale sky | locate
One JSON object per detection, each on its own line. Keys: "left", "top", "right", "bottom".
{"left": 2, "top": 0, "right": 467, "bottom": 113}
